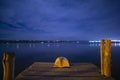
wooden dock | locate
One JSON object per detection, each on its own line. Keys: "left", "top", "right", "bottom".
{"left": 15, "top": 62, "right": 113, "bottom": 80}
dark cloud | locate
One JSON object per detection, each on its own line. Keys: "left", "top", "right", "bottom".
{"left": 0, "top": 20, "right": 47, "bottom": 35}
{"left": 0, "top": 0, "right": 120, "bottom": 40}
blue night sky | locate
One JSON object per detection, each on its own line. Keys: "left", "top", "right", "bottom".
{"left": 0, "top": 0, "right": 120, "bottom": 40}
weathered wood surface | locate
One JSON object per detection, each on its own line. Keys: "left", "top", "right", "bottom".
{"left": 100, "top": 40, "right": 111, "bottom": 77}
{"left": 2, "top": 52, "right": 15, "bottom": 80}
{"left": 16, "top": 62, "right": 113, "bottom": 80}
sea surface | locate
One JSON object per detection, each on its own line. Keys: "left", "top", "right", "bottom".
{"left": 0, "top": 42, "right": 120, "bottom": 80}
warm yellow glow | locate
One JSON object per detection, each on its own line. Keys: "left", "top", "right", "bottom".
{"left": 2, "top": 52, "right": 15, "bottom": 80}
{"left": 54, "top": 57, "right": 70, "bottom": 68}
{"left": 100, "top": 40, "right": 111, "bottom": 77}
{"left": 104, "top": 40, "right": 111, "bottom": 77}
{"left": 100, "top": 40, "right": 105, "bottom": 75}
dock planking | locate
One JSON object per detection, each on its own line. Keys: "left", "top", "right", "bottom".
{"left": 15, "top": 62, "right": 113, "bottom": 80}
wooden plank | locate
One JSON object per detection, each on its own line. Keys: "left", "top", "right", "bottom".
{"left": 16, "top": 76, "right": 110, "bottom": 80}
{"left": 15, "top": 62, "right": 113, "bottom": 80}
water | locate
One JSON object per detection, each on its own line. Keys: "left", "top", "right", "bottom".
{"left": 0, "top": 42, "right": 120, "bottom": 80}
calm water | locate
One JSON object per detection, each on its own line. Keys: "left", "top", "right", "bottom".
{"left": 0, "top": 43, "right": 120, "bottom": 80}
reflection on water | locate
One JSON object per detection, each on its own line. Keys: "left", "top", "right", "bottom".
{"left": 16, "top": 44, "right": 19, "bottom": 49}
{"left": 89, "top": 43, "right": 100, "bottom": 46}
{"left": 15, "top": 43, "right": 66, "bottom": 49}
{"left": 113, "top": 43, "right": 120, "bottom": 46}
{"left": 89, "top": 43, "right": 120, "bottom": 47}
{"left": 0, "top": 43, "right": 120, "bottom": 80}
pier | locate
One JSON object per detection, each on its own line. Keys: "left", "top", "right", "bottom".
{"left": 2, "top": 40, "right": 114, "bottom": 80}
{"left": 15, "top": 62, "right": 113, "bottom": 80}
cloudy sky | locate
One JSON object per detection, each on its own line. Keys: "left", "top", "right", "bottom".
{"left": 0, "top": 0, "right": 120, "bottom": 40}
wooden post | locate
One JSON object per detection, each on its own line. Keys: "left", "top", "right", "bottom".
{"left": 2, "top": 52, "right": 15, "bottom": 80}
{"left": 104, "top": 40, "right": 111, "bottom": 77}
{"left": 100, "top": 40, "right": 111, "bottom": 77}
{"left": 100, "top": 40, "right": 105, "bottom": 75}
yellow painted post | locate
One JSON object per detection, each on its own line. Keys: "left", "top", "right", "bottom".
{"left": 100, "top": 40, "right": 105, "bottom": 75}
{"left": 104, "top": 40, "right": 111, "bottom": 77}
{"left": 2, "top": 52, "right": 15, "bottom": 80}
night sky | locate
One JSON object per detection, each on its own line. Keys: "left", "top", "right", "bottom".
{"left": 0, "top": 0, "right": 120, "bottom": 40}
